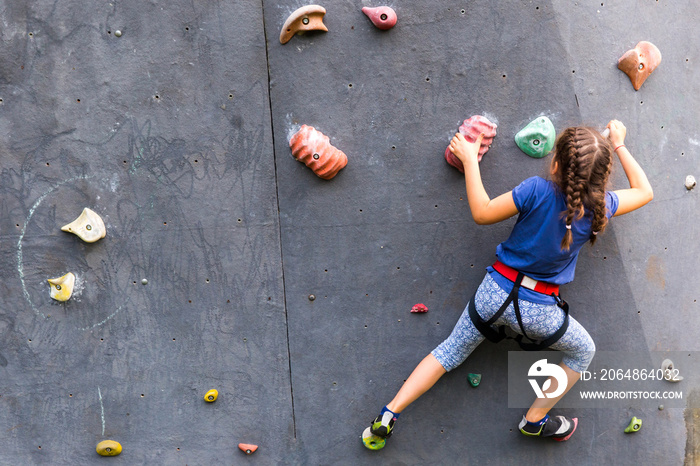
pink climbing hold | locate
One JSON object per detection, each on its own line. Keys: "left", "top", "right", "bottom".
{"left": 444, "top": 115, "right": 497, "bottom": 172}
{"left": 411, "top": 303, "right": 428, "bottom": 313}
{"left": 362, "top": 6, "right": 397, "bottom": 30}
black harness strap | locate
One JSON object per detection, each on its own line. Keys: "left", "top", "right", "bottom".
{"left": 468, "top": 273, "right": 570, "bottom": 351}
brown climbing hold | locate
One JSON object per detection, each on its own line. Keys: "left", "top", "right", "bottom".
{"left": 289, "top": 125, "right": 348, "bottom": 180}
{"left": 444, "top": 115, "right": 497, "bottom": 172}
{"left": 238, "top": 443, "right": 258, "bottom": 455}
{"left": 362, "top": 6, "right": 397, "bottom": 30}
{"left": 618, "top": 41, "right": 662, "bottom": 91}
{"left": 280, "top": 5, "right": 328, "bottom": 44}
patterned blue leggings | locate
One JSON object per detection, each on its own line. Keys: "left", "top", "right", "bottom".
{"left": 431, "top": 274, "right": 595, "bottom": 373}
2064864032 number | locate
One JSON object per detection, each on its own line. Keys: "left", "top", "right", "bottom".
{"left": 597, "top": 368, "right": 681, "bottom": 381}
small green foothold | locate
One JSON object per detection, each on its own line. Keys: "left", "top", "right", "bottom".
{"left": 468, "top": 373, "right": 481, "bottom": 387}
{"left": 515, "top": 116, "right": 556, "bottom": 158}
{"left": 658, "top": 404, "right": 664, "bottom": 411}
{"left": 624, "top": 416, "right": 642, "bottom": 433}
{"left": 141, "top": 279, "right": 148, "bottom": 285}
{"left": 114, "top": 30, "right": 122, "bottom": 37}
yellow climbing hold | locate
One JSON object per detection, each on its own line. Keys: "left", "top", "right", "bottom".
{"left": 204, "top": 389, "right": 218, "bottom": 402}
{"left": 96, "top": 440, "right": 122, "bottom": 456}
{"left": 61, "top": 207, "right": 106, "bottom": 243}
{"left": 48, "top": 272, "right": 76, "bottom": 302}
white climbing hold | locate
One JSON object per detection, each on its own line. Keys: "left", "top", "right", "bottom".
{"left": 61, "top": 207, "right": 106, "bottom": 243}
{"left": 685, "top": 175, "right": 696, "bottom": 190}
{"left": 48, "top": 272, "right": 76, "bottom": 301}
{"left": 661, "top": 358, "right": 683, "bottom": 382}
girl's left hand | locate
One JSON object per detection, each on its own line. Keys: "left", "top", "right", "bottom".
{"left": 449, "top": 132, "right": 484, "bottom": 165}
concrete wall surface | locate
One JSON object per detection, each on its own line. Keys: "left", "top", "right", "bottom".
{"left": 0, "top": 0, "right": 697, "bottom": 464}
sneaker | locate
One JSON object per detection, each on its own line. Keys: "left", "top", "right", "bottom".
{"left": 370, "top": 411, "right": 396, "bottom": 438}
{"left": 519, "top": 414, "right": 578, "bottom": 441}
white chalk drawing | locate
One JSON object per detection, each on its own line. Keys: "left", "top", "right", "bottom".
{"left": 17, "top": 175, "right": 123, "bottom": 330}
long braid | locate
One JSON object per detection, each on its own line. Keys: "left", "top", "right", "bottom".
{"left": 553, "top": 127, "right": 613, "bottom": 251}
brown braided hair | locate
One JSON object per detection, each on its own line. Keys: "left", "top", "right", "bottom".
{"left": 551, "top": 127, "right": 614, "bottom": 251}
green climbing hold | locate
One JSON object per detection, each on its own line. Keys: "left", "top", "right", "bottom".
{"left": 624, "top": 416, "right": 642, "bottom": 433}
{"left": 515, "top": 116, "right": 556, "bottom": 158}
{"left": 468, "top": 373, "right": 481, "bottom": 387}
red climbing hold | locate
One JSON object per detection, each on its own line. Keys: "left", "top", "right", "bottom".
{"left": 238, "top": 443, "right": 258, "bottom": 455}
{"left": 444, "top": 115, "right": 497, "bottom": 172}
{"left": 362, "top": 6, "right": 398, "bottom": 30}
{"left": 411, "top": 303, "right": 428, "bottom": 313}
{"left": 289, "top": 125, "right": 348, "bottom": 180}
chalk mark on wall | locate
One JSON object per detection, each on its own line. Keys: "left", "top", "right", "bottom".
{"left": 98, "top": 386, "right": 105, "bottom": 436}
{"left": 17, "top": 174, "right": 123, "bottom": 331}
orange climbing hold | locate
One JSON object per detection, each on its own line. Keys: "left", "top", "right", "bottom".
{"left": 238, "top": 443, "right": 258, "bottom": 455}
{"left": 618, "top": 41, "right": 662, "bottom": 91}
{"left": 280, "top": 5, "right": 328, "bottom": 44}
{"left": 289, "top": 125, "right": 348, "bottom": 180}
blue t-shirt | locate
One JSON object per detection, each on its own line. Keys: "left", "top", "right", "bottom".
{"left": 487, "top": 176, "right": 619, "bottom": 304}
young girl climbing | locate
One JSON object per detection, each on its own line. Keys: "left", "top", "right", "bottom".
{"left": 363, "top": 120, "right": 653, "bottom": 447}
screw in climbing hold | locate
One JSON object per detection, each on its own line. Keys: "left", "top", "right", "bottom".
{"left": 204, "top": 389, "right": 218, "bottom": 402}
{"left": 96, "top": 440, "right": 122, "bottom": 456}
{"left": 624, "top": 416, "right": 642, "bottom": 433}
{"left": 313, "top": 153, "right": 320, "bottom": 160}
{"left": 61, "top": 207, "right": 106, "bottom": 243}
{"left": 410, "top": 303, "right": 428, "bottom": 313}
{"left": 468, "top": 373, "right": 481, "bottom": 387}
{"left": 48, "top": 272, "right": 76, "bottom": 302}
{"left": 362, "top": 6, "right": 398, "bottom": 30}
{"left": 238, "top": 443, "right": 258, "bottom": 455}
{"left": 302, "top": 17, "right": 309, "bottom": 25}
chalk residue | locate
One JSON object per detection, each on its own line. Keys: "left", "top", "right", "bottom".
{"left": 98, "top": 386, "right": 105, "bottom": 436}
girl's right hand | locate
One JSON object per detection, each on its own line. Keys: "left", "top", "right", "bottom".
{"left": 607, "top": 120, "right": 626, "bottom": 148}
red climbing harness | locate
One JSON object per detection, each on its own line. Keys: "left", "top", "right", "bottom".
{"left": 492, "top": 261, "right": 560, "bottom": 296}
{"left": 468, "top": 262, "right": 569, "bottom": 351}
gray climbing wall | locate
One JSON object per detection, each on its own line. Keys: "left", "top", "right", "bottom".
{"left": 0, "top": 0, "right": 697, "bottom": 464}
